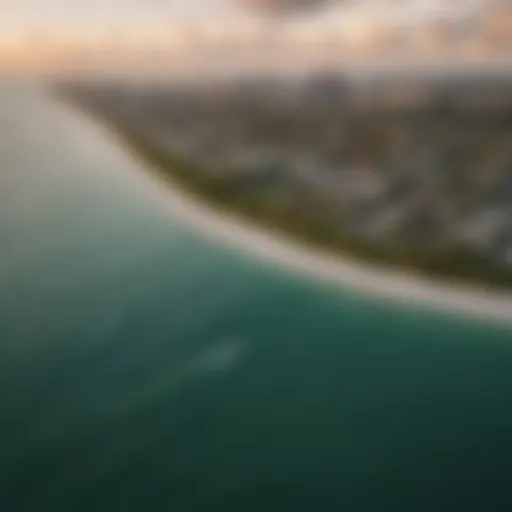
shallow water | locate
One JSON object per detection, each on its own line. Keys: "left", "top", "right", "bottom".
{"left": 0, "top": 85, "right": 511, "bottom": 512}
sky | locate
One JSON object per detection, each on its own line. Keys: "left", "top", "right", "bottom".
{"left": 2, "top": 0, "right": 226, "bottom": 38}
{"left": 0, "top": 0, "right": 487, "bottom": 41}
{"left": 2, "top": 0, "right": 508, "bottom": 73}
{"left": 0, "top": 0, "right": 235, "bottom": 42}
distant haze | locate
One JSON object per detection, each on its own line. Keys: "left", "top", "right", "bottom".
{"left": 0, "top": 0, "right": 510, "bottom": 74}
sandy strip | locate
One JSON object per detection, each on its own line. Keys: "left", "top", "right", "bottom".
{"left": 65, "top": 98, "right": 512, "bottom": 328}
{"left": 142, "top": 174, "right": 512, "bottom": 326}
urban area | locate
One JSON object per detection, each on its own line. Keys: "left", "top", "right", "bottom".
{"left": 58, "top": 69, "right": 512, "bottom": 287}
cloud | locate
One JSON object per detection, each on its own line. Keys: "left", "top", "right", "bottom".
{"left": 235, "top": 0, "right": 485, "bottom": 17}
{"left": 235, "top": 0, "right": 341, "bottom": 16}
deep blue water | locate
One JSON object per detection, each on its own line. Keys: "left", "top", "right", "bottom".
{"left": 0, "top": 85, "right": 512, "bottom": 512}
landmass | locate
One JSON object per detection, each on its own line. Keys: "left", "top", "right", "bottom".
{"left": 53, "top": 69, "right": 512, "bottom": 293}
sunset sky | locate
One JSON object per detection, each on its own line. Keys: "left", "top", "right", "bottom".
{"left": 1, "top": 0, "right": 225, "bottom": 39}
{"left": 1, "top": 0, "right": 488, "bottom": 41}
{"left": 1, "top": 0, "right": 509, "bottom": 73}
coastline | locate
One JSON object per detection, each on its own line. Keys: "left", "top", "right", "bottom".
{"left": 59, "top": 97, "right": 512, "bottom": 327}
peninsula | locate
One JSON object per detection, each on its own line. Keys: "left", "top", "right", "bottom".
{"left": 54, "top": 70, "right": 512, "bottom": 296}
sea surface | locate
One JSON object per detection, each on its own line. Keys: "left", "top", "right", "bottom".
{"left": 1, "top": 84, "right": 512, "bottom": 512}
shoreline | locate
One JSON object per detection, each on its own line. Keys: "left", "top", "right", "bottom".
{"left": 60, "top": 98, "right": 512, "bottom": 327}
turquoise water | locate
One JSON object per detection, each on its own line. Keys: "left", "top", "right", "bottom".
{"left": 1, "top": 86, "right": 512, "bottom": 511}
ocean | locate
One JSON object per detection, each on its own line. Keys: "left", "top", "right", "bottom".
{"left": 0, "top": 84, "right": 511, "bottom": 512}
